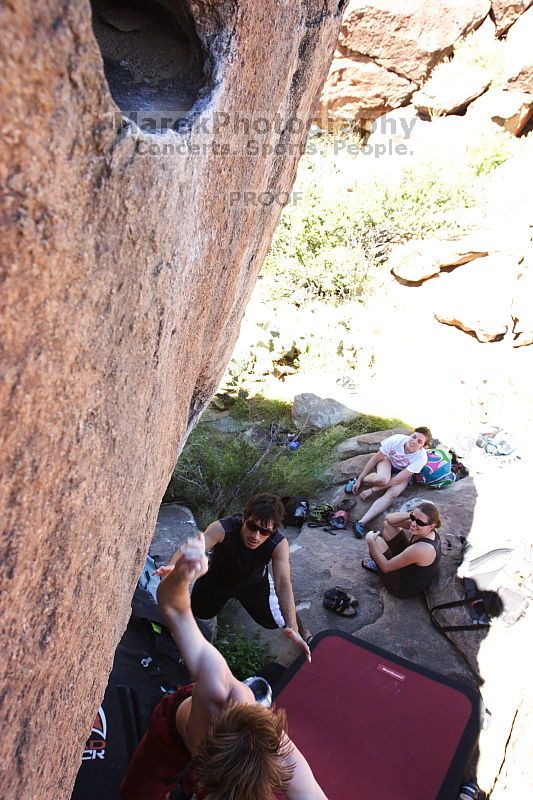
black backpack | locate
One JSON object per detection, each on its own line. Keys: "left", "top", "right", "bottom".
{"left": 282, "top": 496, "right": 309, "bottom": 527}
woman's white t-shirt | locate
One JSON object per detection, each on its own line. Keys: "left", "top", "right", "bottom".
{"left": 380, "top": 434, "right": 428, "bottom": 473}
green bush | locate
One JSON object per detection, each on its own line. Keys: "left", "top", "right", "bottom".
{"left": 262, "top": 182, "right": 374, "bottom": 303}
{"left": 350, "top": 162, "right": 477, "bottom": 239}
{"left": 214, "top": 624, "right": 270, "bottom": 680}
{"left": 262, "top": 426, "right": 346, "bottom": 497}
{"left": 341, "top": 413, "right": 408, "bottom": 437}
{"left": 164, "top": 423, "right": 339, "bottom": 527}
{"left": 261, "top": 140, "right": 505, "bottom": 301}
{"left": 466, "top": 131, "right": 515, "bottom": 176}
{"left": 164, "top": 395, "right": 409, "bottom": 528}
{"left": 228, "top": 395, "right": 293, "bottom": 426}
{"left": 163, "top": 427, "right": 263, "bottom": 528}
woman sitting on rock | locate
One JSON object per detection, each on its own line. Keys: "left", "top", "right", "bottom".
{"left": 347, "top": 427, "right": 432, "bottom": 538}
{"left": 362, "top": 503, "right": 442, "bottom": 598}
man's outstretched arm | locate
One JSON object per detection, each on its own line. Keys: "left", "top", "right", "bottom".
{"left": 272, "top": 540, "right": 311, "bottom": 662}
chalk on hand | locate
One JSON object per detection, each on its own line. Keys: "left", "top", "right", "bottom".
{"left": 181, "top": 538, "right": 203, "bottom": 561}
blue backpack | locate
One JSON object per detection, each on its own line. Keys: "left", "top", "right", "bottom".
{"left": 414, "top": 448, "right": 456, "bottom": 489}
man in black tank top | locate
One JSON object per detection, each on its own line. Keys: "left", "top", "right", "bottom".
{"left": 168, "top": 493, "right": 311, "bottom": 661}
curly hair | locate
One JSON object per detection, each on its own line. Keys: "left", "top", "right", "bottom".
{"left": 242, "top": 493, "right": 285, "bottom": 529}
{"left": 194, "top": 702, "right": 294, "bottom": 800}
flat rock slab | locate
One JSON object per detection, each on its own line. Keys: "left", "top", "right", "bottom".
{"left": 413, "top": 63, "right": 491, "bottom": 115}
{"left": 492, "top": 0, "right": 533, "bottom": 35}
{"left": 327, "top": 452, "right": 372, "bottom": 483}
{"left": 466, "top": 88, "right": 533, "bottom": 136}
{"left": 336, "top": 427, "right": 409, "bottom": 457}
{"left": 433, "top": 254, "right": 518, "bottom": 342}
{"left": 389, "top": 238, "right": 489, "bottom": 283}
{"left": 292, "top": 392, "right": 359, "bottom": 430}
{"left": 154, "top": 471, "right": 531, "bottom": 795}
{"left": 227, "top": 510, "right": 476, "bottom": 686}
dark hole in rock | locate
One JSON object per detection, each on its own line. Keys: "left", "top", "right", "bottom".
{"left": 90, "top": 0, "right": 207, "bottom": 132}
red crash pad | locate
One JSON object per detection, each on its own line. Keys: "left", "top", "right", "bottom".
{"left": 274, "top": 631, "right": 479, "bottom": 800}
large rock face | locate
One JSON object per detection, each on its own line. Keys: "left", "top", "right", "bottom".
{"left": 317, "top": 55, "right": 416, "bottom": 126}
{"left": 0, "top": 1, "right": 342, "bottom": 797}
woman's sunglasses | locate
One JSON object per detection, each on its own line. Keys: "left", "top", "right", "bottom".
{"left": 246, "top": 520, "right": 273, "bottom": 536}
{"left": 410, "top": 513, "right": 430, "bottom": 527}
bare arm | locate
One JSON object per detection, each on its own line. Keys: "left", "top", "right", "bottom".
{"left": 384, "top": 512, "right": 411, "bottom": 529}
{"left": 272, "top": 540, "right": 297, "bottom": 629}
{"left": 156, "top": 535, "right": 228, "bottom": 684}
{"left": 367, "top": 533, "right": 433, "bottom": 574}
{"left": 157, "top": 537, "right": 324, "bottom": 795}
{"left": 285, "top": 738, "right": 329, "bottom": 799}
{"left": 157, "top": 535, "right": 254, "bottom": 745}
{"left": 272, "top": 541, "right": 311, "bottom": 662}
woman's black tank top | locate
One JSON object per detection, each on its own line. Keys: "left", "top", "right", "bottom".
{"left": 382, "top": 533, "right": 441, "bottom": 599}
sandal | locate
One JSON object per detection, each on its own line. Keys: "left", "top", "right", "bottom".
{"left": 361, "top": 557, "right": 379, "bottom": 574}
{"left": 323, "top": 588, "right": 358, "bottom": 617}
{"left": 324, "top": 586, "right": 358, "bottom": 604}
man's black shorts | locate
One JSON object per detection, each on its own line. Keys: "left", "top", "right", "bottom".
{"left": 191, "top": 573, "right": 285, "bottom": 629}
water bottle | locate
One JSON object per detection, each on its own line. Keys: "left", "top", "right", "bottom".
{"left": 458, "top": 781, "right": 480, "bottom": 799}
{"left": 243, "top": 676, "right": 273, "bottom": 708}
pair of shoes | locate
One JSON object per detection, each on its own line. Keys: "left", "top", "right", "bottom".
{"left": 353, "top": 521, "right": 366, "bottom": 539}
{"left": 361, "top": 557, "right": 379, "bottom": 574}
{"left": 323, "top": 587, "right": 358, "bottom": 617}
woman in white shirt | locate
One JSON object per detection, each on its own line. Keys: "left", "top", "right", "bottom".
{"left": 347, "top": 427, "right": 432, "bottom": 537}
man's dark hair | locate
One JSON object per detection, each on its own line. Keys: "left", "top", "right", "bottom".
{"left": 243, "top": 493, "right": 285, "bottom": 529}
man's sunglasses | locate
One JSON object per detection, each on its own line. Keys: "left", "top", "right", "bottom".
{"left": 246, "top": 520, "right": 274, "bottom": 536}
{"left": 410, "top": 513, "right": 430, "bottom": 527}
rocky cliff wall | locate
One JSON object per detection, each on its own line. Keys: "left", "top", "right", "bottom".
{"left": 0, "top": 1, "right": 343, "bottom": 796}
{"left": 317, "top": 0, "right": 533, "bottom": 128}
